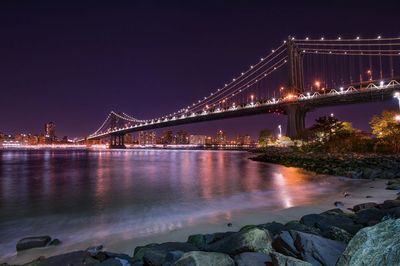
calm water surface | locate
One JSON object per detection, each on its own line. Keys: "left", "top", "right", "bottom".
{"left": 0, "top": 149, "right": 350, "bottom": 261}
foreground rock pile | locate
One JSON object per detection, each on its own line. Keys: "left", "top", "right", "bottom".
{"left": 6, "top": 197, "right": 400, "bottom": 266}
{"left": 251, "top": 149, "right": 400, "bottom": 179}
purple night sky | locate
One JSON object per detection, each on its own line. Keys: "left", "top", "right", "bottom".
{"left": 1, "top": 1, "right": 399, "bottom": 138}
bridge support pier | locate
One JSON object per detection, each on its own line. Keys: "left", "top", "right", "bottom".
{"left": 109, "top": 134, "right": 126, "bottom": 149}
{"left": 286, "top": 105, "right": 307, "bottom": 139}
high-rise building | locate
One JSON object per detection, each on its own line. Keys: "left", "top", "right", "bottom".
{"left": 243, "top": 134, "right": 252, "bottom": 145}
{"left": 161, "top": 130, "right": 174, "bottom": 144}
{"left": 176, "top": 130, "right": 189, "bottom": 144}
{"left": 189, "top": 135, "right": 206, "bottom": 145}
{"left": 139, "top": 131, "right": 156, "bottom": 145}
{"left": 216, "top": 130, "right": 227, "bottom": 145}
{"left": 44, "top": 122, "right": 56, "bottom": 143}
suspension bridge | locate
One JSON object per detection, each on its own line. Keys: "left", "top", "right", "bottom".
{"left": 86, "top": 36, "right": 400, "bottom": 148}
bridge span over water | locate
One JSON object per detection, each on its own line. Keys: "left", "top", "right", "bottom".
{"left": 86, "top": 36, "right": 400, "bottom": 148}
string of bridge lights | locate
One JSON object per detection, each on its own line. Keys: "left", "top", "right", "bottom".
{"left": 156, "top": 43, "right": 288, "bottom": 121}
{"left": 90, "top": 111, "right": 146, "bottom": 136}
{"left": 183, "top": 58, "right": 288, "bottom": 114}
{"left": 293, "top": 35, "right": 400, "bottom": 42}
{"left": 179, "top": 50, "right": 288, "bottom": 114}
{"left": 158, "top": 57, "right": 287, "bottom": 121}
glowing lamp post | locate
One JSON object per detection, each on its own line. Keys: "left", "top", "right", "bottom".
{"left": 278, "top": 125, "right": 282, "bottom": 138}
{"left": 250, "top": 94, "right": 254, "bottom": 105}
{"left": 394, "top": 92, "right": 400, "bottom": 110}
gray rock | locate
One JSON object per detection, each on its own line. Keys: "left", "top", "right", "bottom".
{"left": 284, "top": 220, "right": 321, "bottom": 236}
{"left": 16, "top": 236, "right": 51, "bottom": 251}
{"left": 380, "top": 199, "right": 400, "bottom": 209}
{"left": 323, "top": 226, "right": 352, "bottom": 243}
{"left": 48, "top": 238, "right": 61, "bottom": 246}
{"left": 337, "top": 219, "right": 400, "bottom": 266}
{"left": 162, "top": 251, "right": 184, "bottom": 266}
{"left": 316, "top": 216, "right": 360, "bottom": 235}
{"left": 187, "top": 232, "right": 234, "bottom": 250}
{"left": 270, "top": 251, "right": 312, "bottom": 266}
{"left": 272, "top": 230, "right": 300, "bottom": 258}
{"left": 355, "top": 208, "right": 385, "bottom": 226}
{"left": 334, "top": 201, "right": 344, "bottom": 207}
{"left": 205, "top": 227, "right": 273, "bottom": 255}
{"left": 385, "top": 184, "right": 400, "bottom": 190}
{"left": 273, "top": 230, "right": 346, "bottom": 266}
{"left": 234, "top": 252, "right": 272, "bottom": 266}
{"left": 86, "top": 244, "right": 104, "bottom": 255}
{"left": 133, "top": 242, "right": 198, "bottom": 266}
{"left": 300, "top": 214, "right": 325, "bottom": 227}
{"left": 320, "top": 208, "right": 345, "bottom": 216}
{"left": 36, "top": 251, "right": 87, "bottom": 266}
{"left": 99, "top": 258, "right": 124, "bottom": 266}
{"left": 352, "top": 202, "right": 378, "bottom": 212}
{"left": 172, "top": 251, "right": 235, "bottom": 266}
{"left": 256, "top": 222, "right": 285, "bottom": 236}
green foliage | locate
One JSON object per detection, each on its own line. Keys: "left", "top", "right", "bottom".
{"left": 370, "top": 111, "right": 400, "bottom": 153}
{"left": 258, "top": 128, "right": 274, "bottom": 146}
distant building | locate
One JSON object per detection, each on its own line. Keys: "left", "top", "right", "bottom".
{"left": 216, "top": 130, "right": 227, "bottom": 145}
{"left": 176, "top": 130, "right": 189, "bottom": 144}
{"left": 161, "top": 130, "right": 174, "bottom": 144}
{"left": 189, "top": 135, "right": 206, "bottom": 145}
{"left": 124, "top": 133, "right": 134, "bottom": 144}
{"left": 44, "top": 122, "right": 56, "bottom": 143}
{"left": 243, "top": 134, "right": 252, "bottom": 145}
{"left": 205, "top": 136, "right": 213, "bottom": 145}
{"left": 139, "top": 131, "right": 156, "bottom": 145}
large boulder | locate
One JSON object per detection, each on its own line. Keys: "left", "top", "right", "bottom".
{"left": 273, "top": 230, "right": 346, "bottom": 266}
{"left": 16, "top": 236, "right": 51, "bottom": 251}
{"left": 355, "top": 208, "right": 386, "bottom": 226}
{"left": 234, "top": 252, "right": 272, "bottom": 266}
{"left": 187, "top": 232, "right": 235, "bottom": 250}
{"left": 133, "top": 242, "right": 198, "bottom": 266}
{"left": 34, "top": 251, "right": 88, "bottom": 266}
{"left": 270, "top": 251, "right": 312, "bottom": 266}
{"left": 352, "top": 202, "right": 378, "bottom": 212}
{"left": 205, "top": 227, "right": 273, "bottom": 255}
{"left": 380, "top": 199, "right": 400, "bottom": 209}
{"left": 284, "top": 220, "right": 321, "bottom": 236}
{"left": 172, "top": 251, "right": 235, "bottom": 266}
{"left": 337, "top": 219, "right": 400, "bottom": 266}
{"left": 256, "top": 222, "right": 285, "bottom": 236}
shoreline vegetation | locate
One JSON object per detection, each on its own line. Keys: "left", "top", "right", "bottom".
{"left": 3, "top": 148, "right": 400, "bottom": 265}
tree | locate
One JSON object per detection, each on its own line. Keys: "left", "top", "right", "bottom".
{"left": 310, "top": 115, "right": 344, "bottom": 143}
{"left": 370, "top": 111, "right": 400, "bottom": 152}
{"left": 258, "top": 129, "right": 273, "bottom": 146}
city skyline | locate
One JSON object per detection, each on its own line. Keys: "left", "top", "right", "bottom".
{"left": 1, "top": 1, "right": 399, "bottom": 138}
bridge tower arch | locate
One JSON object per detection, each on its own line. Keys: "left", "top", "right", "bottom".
{"left": 286, "top": 38, "right": 307, "bottom": 138}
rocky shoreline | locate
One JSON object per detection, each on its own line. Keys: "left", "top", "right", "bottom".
{"left": 3, "top": 195, "right": 400, "bottom": 266}
{"left": 251, "top": 148, "right": 400, "bottom": 180}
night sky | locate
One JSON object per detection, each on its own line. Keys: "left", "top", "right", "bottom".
{"left": 1, "top": 0, "right": 399, "bottom": 138}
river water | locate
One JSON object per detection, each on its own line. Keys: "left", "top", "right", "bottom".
{"left": 0, "top": 149, "right": 354, "bottom": 262}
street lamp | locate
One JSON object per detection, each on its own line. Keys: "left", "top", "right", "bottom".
{"left": 394, "top": 92, "right": 400, "bottom": 110}
{"left": 367, "top": 69, "right": 373, "bottom": 81}
{"left": 250, "top": 94, "right": 254, "bottom": 105}
{"left": 395, "top": 115, "right": 400, "bottom": 123}
{"left": 278, "top": 125, "right": 282, "bottom": 138}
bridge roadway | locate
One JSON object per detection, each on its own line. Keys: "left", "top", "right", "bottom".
{"left": 88, "top": 80, "right": 400, "bottom": 141}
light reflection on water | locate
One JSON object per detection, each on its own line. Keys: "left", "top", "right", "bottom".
{"left": 0, "top": 149, "right": 350, "bottom": 260}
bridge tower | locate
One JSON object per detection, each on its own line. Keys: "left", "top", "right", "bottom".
{"left": 109, "top": 113, "right": 126, "bottom": 149}
{"left": 286, "top": 38, "right": 307, "bottom": 138}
